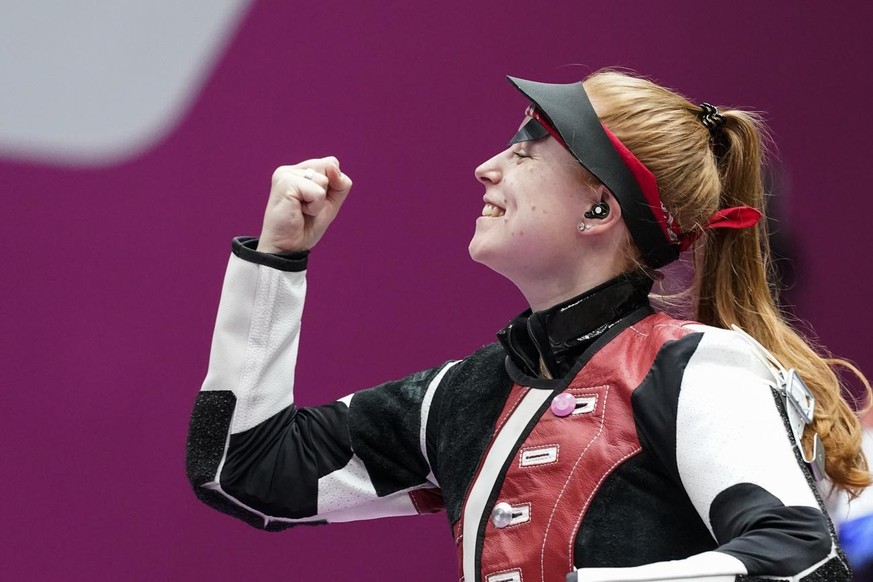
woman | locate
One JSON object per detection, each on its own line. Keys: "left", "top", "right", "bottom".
{"left": 186, "top": 71, "right": 871, "bottom": 581}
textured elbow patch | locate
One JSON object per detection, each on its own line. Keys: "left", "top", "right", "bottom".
{"left": 186, "top": 391, "right": 326, "bottom": 531}
{"left": 186, "top": 390, "right": 236, "bottom": 487}
{"left": 186, "top": 390, "right": 278, "bottom": 530}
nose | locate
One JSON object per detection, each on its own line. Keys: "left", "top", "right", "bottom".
{"left": 475, "top": 150, "right": 504, "bottom": 186}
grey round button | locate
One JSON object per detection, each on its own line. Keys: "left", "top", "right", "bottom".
{"left": 491, "top": 502, "right": 513, "bottom": 529}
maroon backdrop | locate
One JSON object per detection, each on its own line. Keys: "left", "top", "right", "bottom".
{"left": 2, "top": 1, "right": 871, "bottom": 579}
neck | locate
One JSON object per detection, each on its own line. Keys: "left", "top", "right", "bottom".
{"left": 498, "top": 271, "right": 653, "bottom": 379}
{"left": 517, "top": 259, "right": 623, "bottom": 313}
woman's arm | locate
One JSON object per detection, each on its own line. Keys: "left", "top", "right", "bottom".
{"left": 186, "top": 237, "right": 454, "bottom": 529}
{"left": 186, "top": 160, "right": 453, "bottom": 529}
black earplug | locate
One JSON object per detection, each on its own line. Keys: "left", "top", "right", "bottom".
{"left": 584, "top": 202, "right": 610, "bottom": 219}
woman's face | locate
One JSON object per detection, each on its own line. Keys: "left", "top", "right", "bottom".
{"left": 468, "top": 134, "right": 599, "bottom": 283}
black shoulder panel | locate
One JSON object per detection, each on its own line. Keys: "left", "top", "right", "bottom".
{"left": 429, "top": 343, "right": 512, "bottom": 524}
{"left": 630, "top": 333, "right": 703, "bottom": 486}
{"left": 348, "top": 366, "right": 446, "bottom": 497}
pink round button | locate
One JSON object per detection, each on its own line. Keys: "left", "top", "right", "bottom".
{"left": 550, "top": 392, "right": 575, "bottom": 417}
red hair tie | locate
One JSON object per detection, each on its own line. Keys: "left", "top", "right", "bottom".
{"left": 679, "top": 206, "right": 763, "bottom": 250}
{"left": 705, "top": 206, "right": 763, "bottom": 229}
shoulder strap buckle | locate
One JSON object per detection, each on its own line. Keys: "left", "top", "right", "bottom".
{"left": 730, "top": 325, "right": 826, "bottom": 481}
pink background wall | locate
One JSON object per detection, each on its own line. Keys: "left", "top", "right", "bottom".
{"left": 2, "top": 1, "right": 872, "bottom": 579}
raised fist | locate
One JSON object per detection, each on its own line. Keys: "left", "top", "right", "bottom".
{"left": 257, "top": 156, "right": 353, "bottom": 253}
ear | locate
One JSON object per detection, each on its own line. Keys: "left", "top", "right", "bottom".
{"left": 579, "top": 186, "right": 623, "bottom": 234}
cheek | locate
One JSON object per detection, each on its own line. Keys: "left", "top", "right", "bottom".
{"left": 524, "top": 192, "right": 585, "bottom": 230}
{"left": 511, "top": 170, "right": 588, "bottom": 228}
{"left": 515, "top": 211, "right": 575, "bottom": 246}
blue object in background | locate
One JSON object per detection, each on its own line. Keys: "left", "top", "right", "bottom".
{"left": 841, "top": 513, "right": 873, "bottom": 581}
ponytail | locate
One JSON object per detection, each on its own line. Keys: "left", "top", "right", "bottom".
{"left": 584, "top": 70, "right": 871, "bottom": 496}
{"left": 696, "top": 110, "right": 872, "bottom": 496}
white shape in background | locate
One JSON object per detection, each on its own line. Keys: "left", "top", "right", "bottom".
{"left": 0, "top": 0, "right": 252, "bottom": 167}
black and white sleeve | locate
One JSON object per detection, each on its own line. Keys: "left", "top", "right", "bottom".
{"left": 185, "top": 238, "right": 455, "bottom": 531}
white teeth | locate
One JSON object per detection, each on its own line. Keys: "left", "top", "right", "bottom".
{"left": 482, "top": 203, "right": 506, "bottom": 217}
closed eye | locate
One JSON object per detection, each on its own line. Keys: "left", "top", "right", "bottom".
{"left": 512, "top": 147, "right": 530, "bottom": 160}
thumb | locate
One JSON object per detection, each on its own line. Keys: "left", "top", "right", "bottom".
{"left": 326, "top": 162, "right": 353, "bottom": 197}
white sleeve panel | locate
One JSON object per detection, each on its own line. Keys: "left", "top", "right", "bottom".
{"left": 420, "top": 360, "right": 459, "bottom": 486}
{"left": 317, "top": 454, "right": 384, "bottom": 515}
{"left": 204, "top": 478, "right": 424, "bottom": 528}
{"left": 200, "top": 253, "right": 305, "bottom": 434}
{"left": 315, "top": 460, "right": 423, "bottom": 523}
{"left": 576, "top": 550, "right": 746, "bottom": 581}
{"left": 676, "top": 326, "right": 821, "bottom": 536}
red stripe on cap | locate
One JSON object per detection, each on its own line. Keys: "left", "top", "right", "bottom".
{"left": 600, "top": 126, "right": 679, "bottom": 245}
{"left": 525, "top": 106, "right": 567, "bottom": 149}
{"left": 529, "top": 105, "right": 679, "bottom": 248}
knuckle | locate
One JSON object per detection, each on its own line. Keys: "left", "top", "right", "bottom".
{"left": 287, "top": 187, "right": 303, "bottom": 198}
{"left": 271, "top": 166, "right": 291, "bottom": 184}
{"left": 296, "top": 158, "right": 319, "bottom": 169}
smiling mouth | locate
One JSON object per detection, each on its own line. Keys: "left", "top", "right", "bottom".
{"left": 481, "top": 202, "right": 506, "bottom": 217}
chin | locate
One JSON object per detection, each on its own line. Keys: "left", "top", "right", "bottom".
{"left": 468, "top": 236, "right": 490, "bottom": 265}
{"left": 468, "top": 240, "right": 508, "bottom": 277}
{"left": 469, "top": 229, "right": 527, "bottom": 282}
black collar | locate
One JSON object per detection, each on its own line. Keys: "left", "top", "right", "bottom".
{"left": 496, "top": 272, "right": 654, "bottom": 379}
